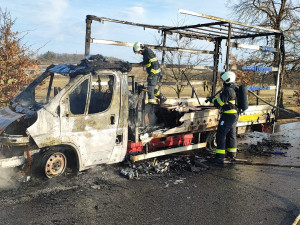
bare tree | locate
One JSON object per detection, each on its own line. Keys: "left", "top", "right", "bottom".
{"left": 163, "top": 38, "right": 208, "bottom": 97}
{"left": 230, "top": 55, "right": 253, "bottom": 86}
{"left": 157, "top": 18, "right": 211, "bottom": 98}
{"left": 0, "top": 8, "right": 38, "bottom": 105}
{"left": 293, "top": 80, "right": 300, "bottom": 106}
{"left": 228, "top": 0, "right": 300, "bottom": 62}
{"left": 227, "top": 0, "right": 300, "bottom": 106}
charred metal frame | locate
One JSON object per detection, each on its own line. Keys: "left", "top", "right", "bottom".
{"left": 0, "top": 10, "right": 286, "bottom": 172}
{"left": 85, "top": 9, "right": 284, "bottom": 104}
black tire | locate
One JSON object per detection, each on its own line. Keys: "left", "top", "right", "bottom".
{"left": 41, "top": 150, "right": 67, "bottom": 178}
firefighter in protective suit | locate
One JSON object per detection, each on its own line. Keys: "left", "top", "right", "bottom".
{"left": 207, "top": 71, "right": 239, "bottom": 164}
{"left": 133, "top": 42, "right": 167, "bottom": 104}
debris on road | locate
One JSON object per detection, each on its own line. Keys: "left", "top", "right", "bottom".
{"left": 120, "top": 156, "right": 209, "bottom": 179}
{"left": 90, "top": 185, "right": 101, "bottom": 190}
{"left": 120, "top": 168, "right": 138, "bottom": 180}
{"left": 173, "top": 179, "right": 184, "bottom": 185}
{"left": 242, "top": 139, "right": 291, "bottom": 156}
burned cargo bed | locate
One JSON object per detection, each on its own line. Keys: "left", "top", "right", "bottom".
{"left": 127, "top": 96, "right": 276, "bottom": 162}
{"left": 127, "top": 97, "right": 219, "bottom": 162}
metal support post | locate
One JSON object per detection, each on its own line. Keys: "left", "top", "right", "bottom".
{"left": 212, "top": 39, "right": 221, "bottom": 96}
{"left": 256, "top": 90, "right": 260, "bottom": 105}
{"left": 161, "top": 32, "right": 167, "bottom": 65}
{"left": 85, "top": 18, "right": 92, "bottom": 57}
{"left": 225, "top": 23, "right": 232, "bottom": 71}
{"left": 46, "top": 73, "right": 54, "bottom": 103}
{"left": 274, "top": 52, "right": 281, "bottom": 106}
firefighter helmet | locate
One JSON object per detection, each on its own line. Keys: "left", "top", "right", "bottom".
{"left": 133, "top": 42, "right": 143, "bottom": 53}
{"left": 221, "top": 71, "right": 236, "bottom": 83}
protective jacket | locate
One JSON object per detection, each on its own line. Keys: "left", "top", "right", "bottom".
{"left": 141, "top": 47, "right": 161, "bottom": 75}
{"left": 212, "top": 82, "right": 239, "bottom": 161}
{"left": 213, "top": 83, "right": 238, "bottom": 114}
{"left": 140, "top": 47, "right": 164, "bottom": 103}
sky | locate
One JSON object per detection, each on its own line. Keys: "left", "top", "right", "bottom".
{"left": 2, "top": 0, "right": 231, "bottom": 62}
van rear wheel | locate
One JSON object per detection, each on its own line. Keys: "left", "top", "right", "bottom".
{"left": 42, "top": 151, "right": 67, "bottom": 178}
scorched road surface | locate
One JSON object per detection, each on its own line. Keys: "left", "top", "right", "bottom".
{"left": 0, "top": 121, "right": 300, "bottom": 225}
{"left": 0, "top": 163, "right": 299, "bottom": 225}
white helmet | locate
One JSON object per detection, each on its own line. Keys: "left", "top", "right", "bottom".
{"left": 221, "top": 71, "right": 236, "bottom": 83}
{"left": 133, "top": 42, "right": 143, "bottom": 53}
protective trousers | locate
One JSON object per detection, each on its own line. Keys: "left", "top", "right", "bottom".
{"left": 215, "top": 113, "right": 238, "bottom": 159}
{"left": 147, "top": 72, "right": 161, "bottom": 103}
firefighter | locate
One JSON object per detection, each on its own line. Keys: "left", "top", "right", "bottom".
{"left": 207, "top": 71, "right": 239, "bottom": 164}
{"left": 133, "top": 42, "right": 167, "bottom": 104}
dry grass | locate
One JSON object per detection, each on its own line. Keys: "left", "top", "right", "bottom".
{"left": 129, "top": 67, "right": 298, "bottom": 107}
{"left": 9, "top": 67, "right": 298, "bottom": 108}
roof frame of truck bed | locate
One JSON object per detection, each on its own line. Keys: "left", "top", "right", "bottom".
{"left": 85, "top": 9, "right": 285, "bottom": 107}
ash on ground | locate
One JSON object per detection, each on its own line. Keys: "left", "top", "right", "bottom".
{"left": 120, "top": 156, "right": 209, "bottom": 179}
{"left": 238, "top": 132, "right": 292, "bottom": 157}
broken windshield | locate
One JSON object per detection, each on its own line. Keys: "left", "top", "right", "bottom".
{"left": 11, "top": 71, "right": 70, "bottom": 112}
{"left": 35, "top": 73, "right": 70, "bottom": 104}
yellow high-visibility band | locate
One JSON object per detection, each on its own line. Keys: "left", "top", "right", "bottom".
{"left": 151, "top": 68, "right": 161, "bottom": 74}
{"left": 223, "top": 109, "right": 238, "bottom": 114}
{"left": 216, "top": 149, "right": 226, "bottom": 154}
{"left": 149, "top": 57, "right": 158, "bottom": 62}
{"left": 216, "top": 97, "right": 225, "bottom": 106}
{"left": 227, "top": 100, "right": 236, "bottom": 104}
{"left": 148, "top": 99, "right": 155, "bottom": 103}
{"left": 146, "top": 57, "right": 158, "bottom": 67}
{"left": 227, "top": 148, "right": 237, "bottom": 153}
{"left": 154, "top": 91, "right": 160, "bottom": 96}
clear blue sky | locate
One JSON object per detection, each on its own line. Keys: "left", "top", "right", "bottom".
{"left": 2, "top": 0, "right": 231, "bottom": 62}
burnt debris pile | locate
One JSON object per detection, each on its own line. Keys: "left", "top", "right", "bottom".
{"left": 244, "top": 139, "right": 291, "bottom": 156}
{"left": 48, "top": 54, "right": 132, "bottom": 75}
{"left": 120, "top": 156, "right": 209, "bottom": 179}
{"left": 79, "top": 54, "right": 132, "bottom": 73}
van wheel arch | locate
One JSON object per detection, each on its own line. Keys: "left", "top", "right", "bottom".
{"left": 37, "top": 145, "right": 79, "bottom": 178}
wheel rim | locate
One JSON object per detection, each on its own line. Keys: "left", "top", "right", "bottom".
{"left": 45, "top": 152, "right": 67, "bottom": 178}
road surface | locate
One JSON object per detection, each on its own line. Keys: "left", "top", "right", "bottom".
{"left": 0, "top": 122, "right": 299, "bottom": 225}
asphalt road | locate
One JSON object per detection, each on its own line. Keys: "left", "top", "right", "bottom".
{"left": 0, "top": 163, "right": 299, "bottom": 225}
{"left": 0, "top": 122, "right": 299, "bottom": 225}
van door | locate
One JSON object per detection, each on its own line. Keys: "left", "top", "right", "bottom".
{"left": 59, "top": 74, "right": 120, "bottom": 169}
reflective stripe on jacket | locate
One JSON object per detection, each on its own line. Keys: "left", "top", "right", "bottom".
{"left": 142, "top": 47, "right": 160, "bottom": 75}
{"left": 212, "top": 83, "right": 238, "bottom": 114}
{"left": 145, "top": 57, "right": 158, "bottom": 67}
{"left": 150, "top": 68, "right": 161, "bottom": 74}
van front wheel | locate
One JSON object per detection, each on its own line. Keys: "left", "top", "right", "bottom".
{"left": 42, "top": 151, "right": 67, "bottom": 178}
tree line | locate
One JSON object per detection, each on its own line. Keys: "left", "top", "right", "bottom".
{"left": 37, "top": 51, "right": 84, "bottom": 65}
